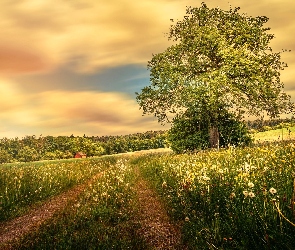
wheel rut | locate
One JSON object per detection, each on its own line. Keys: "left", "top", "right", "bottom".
{"left": 134, "top": 167, "right": 185, "bottom": 250}
{"left": 0, "top": 171, "right": 104, "bottom": 250}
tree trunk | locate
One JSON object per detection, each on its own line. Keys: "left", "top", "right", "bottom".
{"left": 209, "top": 127, "right": 219, "bottom": 149}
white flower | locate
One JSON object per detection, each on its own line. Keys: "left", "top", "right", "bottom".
{"left": 185, "top": 216, "right": 190, "bottom": 222}
{"left": 269, "top": 187, "right": 277, "bottom": 194}
{"left": 244, "top": 162, "right": 251, "bottom": 171}
{"left": 243, "top": 190, "right": 249, "bottom": 197}
{"left": 248, "top": 192, "right": 255, "bottom": 198}
{"left": 248, "top": 182, "right": 254, "bottom": 188}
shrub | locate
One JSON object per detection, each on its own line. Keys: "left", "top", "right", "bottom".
{"left": 168, "top": 109, "right": 252, "bottom": 153}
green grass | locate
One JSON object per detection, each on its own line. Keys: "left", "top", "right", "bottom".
{"left": 0, "top": 157, "right": 116, "bottom": 221}
{"left": 133, "top": 141, "right": 295, "bottom": 249}
{"left": 16, "top": 157, "right": 148, "bottom": 250}
{"left": 2, "top": 135, "right": 295, "bottom": 249}
{"left": 254, "top": 126, "right": 295, "bottom": 142}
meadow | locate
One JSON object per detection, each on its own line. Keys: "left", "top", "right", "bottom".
{"left": 0, "top": 134, "right": 295, "bottom": 249}
{"left": 136, "top": 141, "right": 295, "bottom": 249}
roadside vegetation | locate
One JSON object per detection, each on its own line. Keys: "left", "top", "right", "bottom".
{"left": 135, "top": 141, "right": 295, "bottom": 249}
{"left": 0, "top": 157, "right": 115, "bottom": 221}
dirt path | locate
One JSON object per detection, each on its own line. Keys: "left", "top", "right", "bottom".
{"left": 0, "top": 171, "right": 104, "bottom": 250}
{"left": 134, "top": 167, "right": 185, "bottom": 250}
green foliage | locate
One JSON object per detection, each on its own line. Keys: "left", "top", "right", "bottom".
{"left": 0, "top": 149, "right": 13, "bottom": 163}
{"left": 168, "top": 109, "right": 252, "bottom": 153}
{"left": 0, "top": 157, "right": 114, "bottom": 221}
{"left": 137, "top": 141, "right": 295, "bottom": 249}
{"left": 136, "top": 3, "right": 294, "bottom": 147}
{"left": 97, "top": 131, "right": 167, "bottom": 155}
{"left": 247, "top": 117, "right": 295, "bottom": 131}
{"left": 17, "top": 146, "right": 40, "bottom": 162}
{"left": 0, "top": 131, "right": 166, "bottom": 163}
{"left": 16, "top": 158, "right": 147, "bottom": 250}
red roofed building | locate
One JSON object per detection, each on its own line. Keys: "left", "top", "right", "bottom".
{"left": 74, "top": 152, "right": 87, "bottom": 158}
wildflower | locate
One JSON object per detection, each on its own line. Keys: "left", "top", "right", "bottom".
{"left": 269, "top": 187, "right": 277, "bottom": 195}
{"left": 162, "top": 181, "right": 167, "bottom": 189}
{"left": 185, "top": 216, "right": 190, "bottom": 222}
{"left": 243, "top": 190, "right": 249, "bottom": 197}
{"left": 248, "top": 192, "right": 255, "bottom": 198}
{"left": 244, "top": 162, "right": 251, "bottom": 172}
{"left": 262, "top": 188, "right": 267, "bottom": 196}
{"left": 229, "top": 192, "right": 236, "bottom": 199}
{"left": 248, "top": 182, "right": 254, "bottom": 188}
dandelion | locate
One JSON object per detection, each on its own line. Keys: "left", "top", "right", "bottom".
{"left": 229, "top": 192, "right": 236, "bottom": 199}
{"left": 248, "top": 192, "right": 255, "bottom": 198}
{"left": 269, "top": 187, "right": 277, "bottom": 195}
{"left": 248, "top": 182, "right": 254, "bottom": 188}
{"left": 244, "top": 162, "right": 251, "bottom": 172}
{"left": 262, "top": 188, "right": 267, "bottom": 196}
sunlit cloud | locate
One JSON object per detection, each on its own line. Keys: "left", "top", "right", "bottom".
{"left": 0, "top": 79, "right": 165, "bottom": 138}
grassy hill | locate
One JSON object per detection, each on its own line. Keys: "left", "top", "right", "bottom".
{"left": 253, "top": 126, "right": 295, "bottom": 143}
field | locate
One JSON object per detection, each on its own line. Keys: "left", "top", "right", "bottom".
{"left": 1, "top": 138, "right": 295, "bottom": 249}
{"left": 254, "top": 126, "right": 295, "bottom": 143}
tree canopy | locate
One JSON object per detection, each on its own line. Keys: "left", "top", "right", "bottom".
{"left": 136, "top": 3, "right": 294, "bottom": 126}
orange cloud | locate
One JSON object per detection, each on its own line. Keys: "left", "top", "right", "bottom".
{"left": 0, "top": 44, "right": 49, "bottom": 74}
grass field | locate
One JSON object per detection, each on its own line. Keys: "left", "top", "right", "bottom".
{"left": 254, "top": 126, "right": 295, "bottom": 143}
{"left": 1, "top": 131, "right": 295, "bottom": 249}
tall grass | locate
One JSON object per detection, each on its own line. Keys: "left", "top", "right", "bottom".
{"left": 17, "top": 157, "right": 147, "bottom": 249}
{"left": 0, "top": 157, "right": 116, "bottom": 221}
{"left": 136, "top": 141, "right": 295, "bottom": 249}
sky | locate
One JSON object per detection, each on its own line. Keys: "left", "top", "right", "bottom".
{"left": 0, "top": 0, "right": 294, "bottom": 138}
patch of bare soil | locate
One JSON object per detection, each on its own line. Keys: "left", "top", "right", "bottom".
{"left": 0, "top": 172, "right": 103, "bottom": 250}
{"left": 134, "top": 168, "right": 185, "bottom": 250}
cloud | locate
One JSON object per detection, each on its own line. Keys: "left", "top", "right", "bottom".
{"left": 0, "top": 44, "right": 49, "bottom": 74}
{"left": 0, "top": 79, "right": 165, "bottom": 138}
{"left": 0, "top": 0, "right": 196, "bottom": 74}
{"left": 1, "top": 0, "right": 294, "bottom": 74}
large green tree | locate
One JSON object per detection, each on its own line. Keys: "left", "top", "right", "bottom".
{"left": 136, "top": 3, "right": 294, "bottom": 148}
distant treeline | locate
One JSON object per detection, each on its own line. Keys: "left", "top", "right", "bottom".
{"left": 0, "top": 131, "right": 167, "bottom": 163}
{"left": 1, "top": 117, "right": 294, "bottom": 164}
{"left": 246, "top": 117, "right": 295, "bottom": 132}
{"left": 92, "top": 130, "right": 166, "bottom": 155}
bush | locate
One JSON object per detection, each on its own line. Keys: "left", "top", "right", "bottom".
{"left": 17, "top": 146, "right": 40, "bottom": 162}
{"left": 0, "top": 149, "right": 14, "bottom": 163}
{"left": 168, "top": 109, "right": 252, "bottom": 153}
{"left": 262, "top": 126, "right": 272, "bottom": 131}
